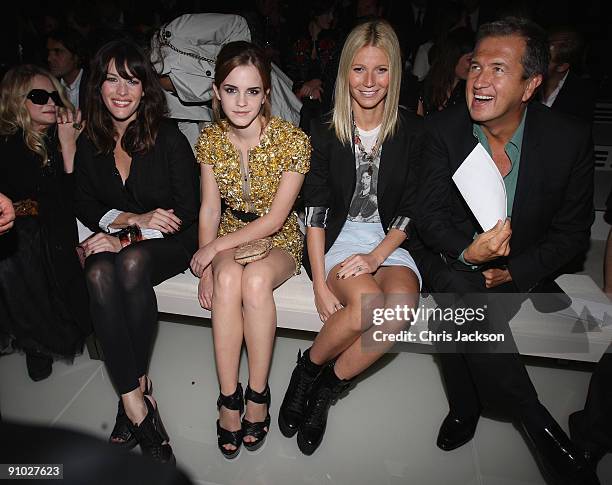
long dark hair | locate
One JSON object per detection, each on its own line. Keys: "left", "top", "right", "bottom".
{"left": 425, "top": 27, "right": 474, "bottom": 111}
{"left": 212, "top": 41, "right": 272, "bottom": 124}
{"left": 85, "top": 39, "right": 167, "bottom": 155}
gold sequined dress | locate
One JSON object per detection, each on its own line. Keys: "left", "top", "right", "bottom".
{"left": 195, "top": 116, "right": 311, "bottom": 273}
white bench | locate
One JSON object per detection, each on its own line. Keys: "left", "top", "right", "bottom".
{"left": 154, "top": 269, "right": 612, "bottom": 364}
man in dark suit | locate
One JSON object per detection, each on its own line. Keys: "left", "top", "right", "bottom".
{"left": 47, "top": 28, "right": 89, "bottom": 113}
{"left": 541, "top": 27, "right": 596, "bottom": 123}
{"left": 569, "top": 190, "right": 612, "bottom": 470}
{"left": 387, "top": 0, "right": 435, "bottom": 65}
{"left": 414, "top": 17, "right": 598, "bottom": 485}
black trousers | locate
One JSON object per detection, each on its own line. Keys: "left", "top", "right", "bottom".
{"left": 84, "top": 238, "right": 190, "bottom": 394}
{"left": 414, "top": 249, "right": 547, "bottom": 422}
{"left": 575, "top": 349, "right": 612, "bottom": 450}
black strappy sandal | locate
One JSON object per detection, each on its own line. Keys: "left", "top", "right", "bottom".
{"left": 109, "top": 376, "right": 152, "bottom": 449}
{"left": 217, "top": 383, "right": 245, "bottom": 459}
{"left": 242, "top": 383, "right": 271, "bottom": 452}
{"left": 129, "top": 395, "right": 175, "bottom": 465}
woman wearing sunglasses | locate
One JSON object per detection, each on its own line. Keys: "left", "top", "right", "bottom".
{"left": 74, "top": 40, "right": 199, "bottom": 465}
{"left": 0, "top": 64, "right": 91, "bottom": 382}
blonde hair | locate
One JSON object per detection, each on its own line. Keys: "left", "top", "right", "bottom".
{"left": 0, "top": 65, "right": 73, "bottom": 164}
{"left": 332, "top": 20, "right": 402, "bottom": 145}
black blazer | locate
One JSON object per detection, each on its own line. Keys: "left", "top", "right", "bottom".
{"left": 416, "top": 101, "right": 594, "bottom": 292}
{"left": 550, "top": 70, "right": 596, "bottom": 124}
{"left": 0, "top": 130, "right": 79, "bottom": 260}
{"left": 0, "top": 130, "right": 91, "bottom": 335}
{"left": 302, "top": 110, "right": 424, "bottom": 278}
{"left": 74, "top": 119, "right": 200, "bottom": 254}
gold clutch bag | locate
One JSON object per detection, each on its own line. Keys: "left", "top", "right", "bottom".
{"left": 234, "top": 238, "right": 273, "bottom": 265}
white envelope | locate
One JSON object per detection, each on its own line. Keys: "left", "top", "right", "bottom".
{"left": 452, "top": 143, "right": 507, "bottom": 231}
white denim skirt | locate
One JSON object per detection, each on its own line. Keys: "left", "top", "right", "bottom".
{"left": 324, "top": 220, "right": 422, "bottom": 288}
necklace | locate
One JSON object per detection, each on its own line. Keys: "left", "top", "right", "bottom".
{"left": 352, "top": 117, "right": 381, "bottom": 175}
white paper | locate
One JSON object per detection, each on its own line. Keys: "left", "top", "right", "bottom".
{"left": 452, "top": 143, "right": 507, "bottom": 231}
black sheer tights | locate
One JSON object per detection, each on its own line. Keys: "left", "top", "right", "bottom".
{"left": 85, "top": 238, "right": 189, "bottom": 394}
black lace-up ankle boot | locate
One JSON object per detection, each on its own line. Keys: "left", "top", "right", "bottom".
{"left": 278, "top": 348, "right": 322, "bottom": 438}
{"left": 297, "top": 362, "right": 352, "bottom": 455}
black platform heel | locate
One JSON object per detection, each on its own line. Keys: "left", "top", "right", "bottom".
{"left": 242, "top": 383, "right": 271, "bottom": 452}
{"left": 129, "top": 395, "right": 175, "bottom": 465}
{"left": 217, "top": 383, "right": 245, "bottom": 459}
{"left": 109, "top": 377, "right": 152, "bottom": 449}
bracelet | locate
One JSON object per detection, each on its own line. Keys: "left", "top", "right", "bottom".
{"left": 119, "top": 233, "right": 131, "bottom": 248}
{"left": 112, "top": 225, "right": 143, "bottom": 248}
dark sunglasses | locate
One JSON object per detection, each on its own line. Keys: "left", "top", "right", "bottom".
{"left": 26, "top": 89, "right": 63, "bottom": 106}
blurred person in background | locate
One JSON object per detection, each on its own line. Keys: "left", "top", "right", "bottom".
{"left": 417, "top": 27, "right": 474, "bottom": 116}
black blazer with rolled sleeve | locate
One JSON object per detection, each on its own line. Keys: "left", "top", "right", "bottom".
{"left": 301, "top": 109, "right": 424, "bottom": 278}
{"left": 415, "top": 101, "right": 594, "bottom": 293}
{"left": 74, "top": 119, "right": 200, "bottom": 254}
{"left": 550, "top": 70, "right": 596, "bottom": 124}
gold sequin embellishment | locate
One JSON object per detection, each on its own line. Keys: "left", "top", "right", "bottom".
{"left": 196, "top": 117, "right": 311, "bottom": 273}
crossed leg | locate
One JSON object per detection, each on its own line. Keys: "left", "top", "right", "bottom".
{"left": 309, "top": 265, "right": 419, "bottom": 380}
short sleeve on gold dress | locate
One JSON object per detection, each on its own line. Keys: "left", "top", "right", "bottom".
{"left": 195, "top": 116, "right": 311, "bottom": 273}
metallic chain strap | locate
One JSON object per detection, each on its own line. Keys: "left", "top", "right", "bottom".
{"left": 159, "top": 28, "right": 216, "bottom": 64}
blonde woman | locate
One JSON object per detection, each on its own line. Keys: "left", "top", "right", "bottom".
{"left": 278, "top": 19, "right": 423, "bottom": 455}
{"left": 0, "top": 65, "right": 90, "bottom": 381}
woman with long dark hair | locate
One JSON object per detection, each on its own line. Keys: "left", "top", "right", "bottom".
{"left": 191, "top": 41, "right": 310, "bottom": 458}
{"left": 417, "top": 27, "right": 474, "bottom": 116}
{"left": 74, "top": 40, "right": 199, "bottom": 464}
{"left": 0, "top": 65, "right": 90, "bottom": 382}
{"left": 278, "top": 19, "right": 423, "bottom": 456}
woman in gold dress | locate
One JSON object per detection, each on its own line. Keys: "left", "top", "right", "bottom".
{"left": 190, "top": 41, "right": 311, "bottom": 458}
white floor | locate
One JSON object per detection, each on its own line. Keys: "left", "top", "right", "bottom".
{"left": 1, "top": 319, "right": 611, "bottom": 485}
{"left": 1, "top": 230, "right": 611, "bottom": 485}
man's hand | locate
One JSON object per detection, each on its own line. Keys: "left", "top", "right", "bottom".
{"left": 482, "top": 268, "right": 513, "bottom": 288}
{"left": 464, "top": 219, "right": 512, "bottom": 265}
{"left": 0, "top": 193, "right": 15, "bottom": 235}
